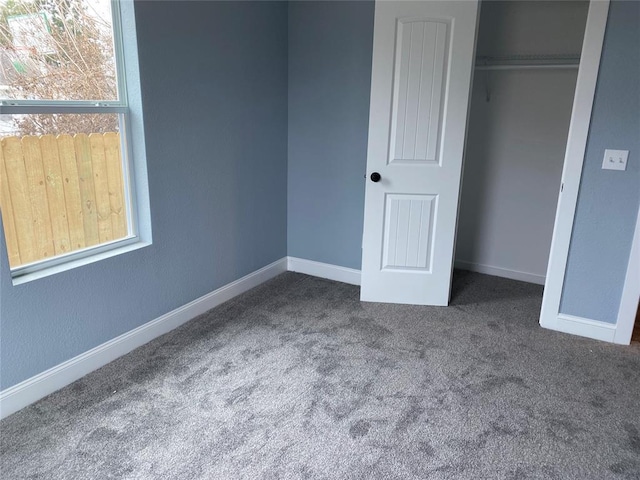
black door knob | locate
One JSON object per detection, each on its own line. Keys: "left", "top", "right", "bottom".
{"left": 370, "top": 172, "right": 381, "bottom": 182}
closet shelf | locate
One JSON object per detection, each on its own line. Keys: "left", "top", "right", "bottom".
{"left": 475, "top": 54, "right": 581, "bottom": 71}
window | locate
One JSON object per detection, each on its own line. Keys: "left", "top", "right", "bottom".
{"left": 0, "top": 0, "right": 148, "bottom": 281}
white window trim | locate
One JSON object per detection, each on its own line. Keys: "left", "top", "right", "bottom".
{"left": 1, "top": 0, "right": 151, "bottom": 284}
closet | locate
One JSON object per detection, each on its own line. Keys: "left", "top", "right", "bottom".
{"left": 455, "top": 1, "right": 590, "bottom": 285}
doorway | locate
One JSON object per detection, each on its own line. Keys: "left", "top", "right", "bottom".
{"left": 454, "top": 0, "right": 617, "bottom": 342}
{"left": 456, "top": 1, "right": 590, "bottom": 286}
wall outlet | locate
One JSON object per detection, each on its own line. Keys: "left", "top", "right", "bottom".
{"left": 602, "top": 149, "right": 629, "bottom": 171}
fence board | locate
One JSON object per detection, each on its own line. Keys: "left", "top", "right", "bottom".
{"left": 58, "top": 134, "right": 85, "bottom": 251}
{"left": 1, "top": 132, "right": 124, "bottom": 269}
{"left": 89, "top": 134, "right": 113, "bottom": 243}
{"left": 74, "top": 134, "right": 99, "bottom": 247}
{"left": 22, "top": 136, "right": 55, "bottom": 260}
{"left": 41, "top": 135, "right": 71, "bottom": 256}
{"left": 4, "top": 138, "right": 38, "bottom": 263}
{"left": 104, "top": 132, "right": 127, "bottom": 239}
{"left": 0, "top": 142, "right": 22, "bottom": 267}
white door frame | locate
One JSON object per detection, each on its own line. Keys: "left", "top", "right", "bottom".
{"left": 539, "top": 0, "right": 616, "bottom": 341}
{"left": 613, "top": 206, "right": 640, "bottom": 344}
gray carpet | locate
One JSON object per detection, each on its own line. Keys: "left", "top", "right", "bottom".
{"left": 2, "top": 271, "right": 639, "bottom": 479}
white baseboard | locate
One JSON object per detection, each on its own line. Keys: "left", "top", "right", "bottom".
{"left": 454, "top": 260, "right": 546, "bottom": 285}
{"left": 541, "top": 313, "right": 617, "bottom": 343}
{"left": 0, "top": 257, "right": 288, "bottom": 420}
{"left": 287, "top": 257, "right": 361, "bottom": 286}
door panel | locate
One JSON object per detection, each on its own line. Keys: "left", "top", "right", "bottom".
{"left": 382, "top": 194, "right": 436, "bottom": 270}
{"left": 361, "top": 0, "right": 479, "bottom": 306}
{"left": 390, "top": 19, "right": 447, "bottom": 164}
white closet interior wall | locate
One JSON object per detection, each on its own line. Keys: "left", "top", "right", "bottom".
{"left": 455, "top": 0, "right": 590, "bottom": 284}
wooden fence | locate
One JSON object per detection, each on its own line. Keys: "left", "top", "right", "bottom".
{"left": 0, "top": 133, "right": 127, "bottom": 269}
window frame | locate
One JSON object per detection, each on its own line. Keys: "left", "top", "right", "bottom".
{"left": 0, "top": 0, "right": 148, "bottom": 282}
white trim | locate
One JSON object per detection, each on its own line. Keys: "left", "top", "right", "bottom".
{"left": 553, "top": 313, "right": 617, "bottom": 343}
{"left": 0, "top": 104, "right": 127, "bottom": 114}
{"left": 614, "top": 206, "right": 640, "bottom": 344}
{"left": 475, "top": 64, "right": 579, "bottom": 71}
{"left": 539, "top": 0, "right": 610, "bottom": 333}
{"left": 12, "top": 236, "right": 142, "bottom": 284}
{"left": 110, "top": 0, "right": 129, "bottom": 107}
{"left": 454, "top": 260, "right": 545, "bottom": 285}
{"left": 0, "top": 258, "right": 287, "bottom": 420}
{"left": 287, "top": 257, "right": 361, "bottom": 286}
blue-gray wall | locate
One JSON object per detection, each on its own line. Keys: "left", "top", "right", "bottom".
{"left": 0, "top": 1, "right": 288, "bottom": 390}
{"left": 560, "top": 0, "right": 640, "bottom": 323}
{"left": 287, "top": 1, "right": 374, "bottom": 270}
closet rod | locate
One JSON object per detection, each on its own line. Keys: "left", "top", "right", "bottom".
{"left": 474, "top": 54, "right": 581, "bottom": 71}
{"left": 475, "top": 63, "right": 580, "bottom": 71}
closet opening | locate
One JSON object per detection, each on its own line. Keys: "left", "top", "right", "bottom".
{"left": 453, "top": 1, "right": 590, "bottom": 301}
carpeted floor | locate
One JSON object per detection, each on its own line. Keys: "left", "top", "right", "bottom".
{"left": 1, "top": 271, "right": 639, "bottom": 479}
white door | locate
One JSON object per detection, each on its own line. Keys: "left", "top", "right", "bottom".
{"left": 361, "top": 0, "right": 479, "bottom": 306}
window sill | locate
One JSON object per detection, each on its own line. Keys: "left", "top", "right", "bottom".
{"left": 11, "top": 239, "right": 151, "bottom": 286}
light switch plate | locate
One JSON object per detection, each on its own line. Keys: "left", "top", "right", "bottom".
{"left": 602, "top": 149, "right": 629, "bottom": 171}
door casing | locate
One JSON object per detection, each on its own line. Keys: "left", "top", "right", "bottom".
{"left": 539, "top": 0, "right": 616, "bottom": 342}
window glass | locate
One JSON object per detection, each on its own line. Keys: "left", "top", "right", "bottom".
{"left": 0, "top": 0, "right": 118, "bottom": 102}
{"left": 0, "top": 1, "right": 139, "bottom": 278}
{"left": 1, "top": 112, "right": 128, "bottom": 269}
